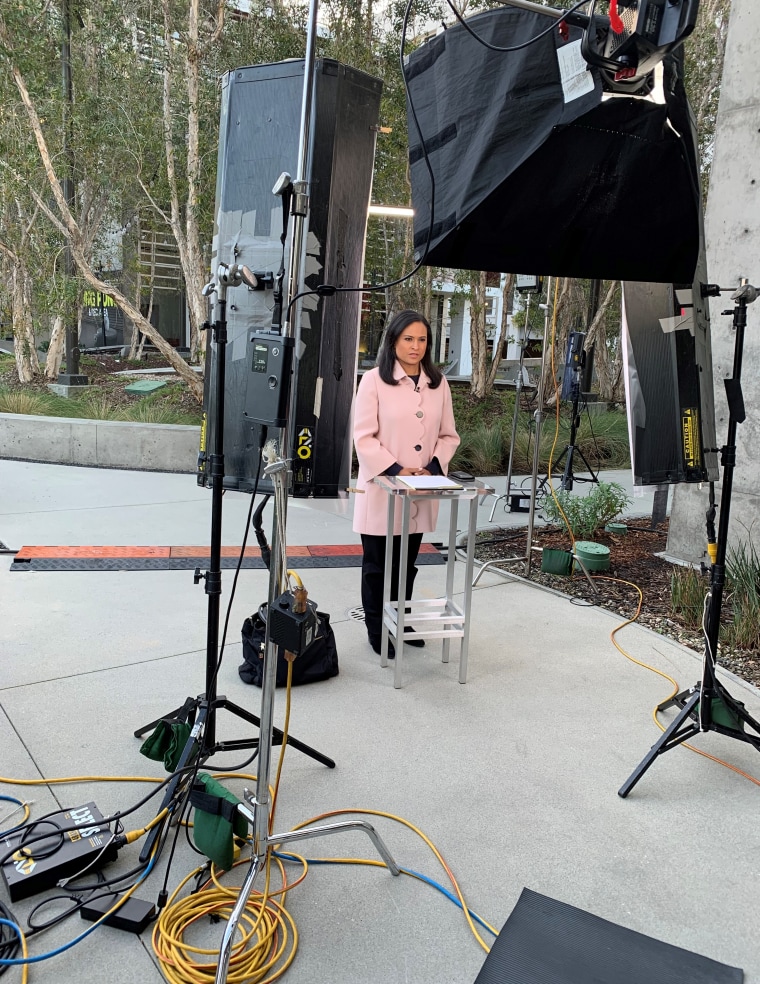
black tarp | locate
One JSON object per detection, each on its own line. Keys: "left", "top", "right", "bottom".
{"left": 406, "top": 6, "right": 701, "bottom": 283}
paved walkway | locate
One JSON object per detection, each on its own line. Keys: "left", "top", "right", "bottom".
{"left": 1, "top": 459, "right": 758, "bottom": 984}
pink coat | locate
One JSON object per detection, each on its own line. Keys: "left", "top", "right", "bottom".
{"left": 352, "top": 363, "right": 460, "bottom": 536}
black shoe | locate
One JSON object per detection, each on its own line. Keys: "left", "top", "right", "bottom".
{"left": 369, "top": 637, "right": 395, "bottom": 659}
{"left": 403, "top": 627, "right": 425, "bottom": 648}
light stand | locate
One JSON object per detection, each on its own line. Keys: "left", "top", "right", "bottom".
{"left": 548, "top": 390, "right": 599, "bottom": 492}
{"left": 537, "top": 342, "right": 599, "bottom": 494}
{"left": 473, "top": 279, "right": 554, "bottom": 585}
{"left": 619, "top": 280, "right": 760, "bottom": 798}
{"left": 213, "top": 1, "right": 399, "bottom": 977}
{"left": 133, "top": 264, "right": 334, "bottom": 865}
{"left": 486, "top": 292, "right": 536, "bottom": 522}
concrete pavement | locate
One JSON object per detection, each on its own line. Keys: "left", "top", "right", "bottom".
{"left": 1, "top": 459, "right": 758, "bottom": 983}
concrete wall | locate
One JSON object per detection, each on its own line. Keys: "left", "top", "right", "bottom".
{"left": 0, "top": 413, "right": 200, "bottom": 473}
{"left": 667, "top": 0, "right": 760, "bottom": 564}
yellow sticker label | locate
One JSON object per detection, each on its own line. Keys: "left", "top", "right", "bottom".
{"left": 682, "top": 408, "right": 701, "bottom": 468}
{"left": 11, "top": 850, "right": 35, "bottom": 876}
{"left": 296, "top": 427, "right": 312, "bottom": 460}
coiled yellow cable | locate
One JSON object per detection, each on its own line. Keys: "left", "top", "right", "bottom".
{"left": 152, "top": 853, "right": 300, "bottom": 984}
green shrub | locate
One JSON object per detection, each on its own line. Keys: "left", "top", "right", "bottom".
{"left": 541, "top": 481, "right": 631, "bottom": 539}
{"left": 0, "top": 387, "right": 51, "bottom": 415}
{"left": 70, "top": 390, "right": 116, "bottom": 420}
{"left": 724, "top": 539, "right": 760, "bottom": 651}
{"left": 670, "top": 566, "right": 709, "bottom": 631}
{"left": 453, "top": 422, "right": 506, "bottom": 475}
{"left": 116, "top": 400, "right": 196, "bottom": 425}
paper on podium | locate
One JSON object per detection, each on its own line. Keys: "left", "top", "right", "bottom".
{"left": 396, "top": 475, "right": 463, "bottom": 491}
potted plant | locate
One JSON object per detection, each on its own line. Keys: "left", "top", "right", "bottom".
{"left": 541, "top": 482, "right": 632, "bottom": 573}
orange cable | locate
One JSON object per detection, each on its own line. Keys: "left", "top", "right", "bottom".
{"left": 599, "top": 575, "right": 760, "bottom": 786}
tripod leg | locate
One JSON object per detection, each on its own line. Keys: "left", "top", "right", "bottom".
{"left": 133, "top": 696, "right": 197, "bottom": 739}
{"left": 536, "top": 447, "right": 568, "bottom": 497}
{"left": 139, "top": 704, "right": 207, "bottom": 863}
{"left": 213, "top": 698, "right": 336, "bottom": 767}
{"left": 657, "top": 686, "right": 697, "bottom": 714}
{"left": 572, "top": 445, "right": 599, "bottom": 483}
{"left": 618, "top": 690, "right": 701, "bottom": 798}
{"left": 561, "top": 445, "right": 574, "bottom": 491}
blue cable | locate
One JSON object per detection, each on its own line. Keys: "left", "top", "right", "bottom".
{"left": 273, "top": 852, "right": 497, "bottom": 937}
{"left": 0, "top": 857, "right": 155, "bottom": 966}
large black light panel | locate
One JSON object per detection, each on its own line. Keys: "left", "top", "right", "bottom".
{"left": 405, "top": 6, "right": 701, "bottom": 284}
{"left": 202, "top": 59, "right": 382, "bottom": 497}
{"left": 622, "top": 279, "right": 718, "bottom": 486}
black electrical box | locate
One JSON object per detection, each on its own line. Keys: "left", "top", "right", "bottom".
{"left": 268, "top": 590, "right": 320, "bottom": 656}
{"left": 1, "top": 803, "right": 117, "bottom": 902}
{"left": 80, "top": 893, "right": 156, "bottom": 934}
{"left": 243, "top": 332, "right": 295, "bottom": 427}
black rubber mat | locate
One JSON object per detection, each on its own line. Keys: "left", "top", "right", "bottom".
{"left": 9, "top": 554, "right": 445, "bottom": 572}
{"left": 474, "top": 888, "right": 742, "bottom": 984}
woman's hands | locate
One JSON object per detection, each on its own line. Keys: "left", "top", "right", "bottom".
{"left": 398, "top": 467, "right": 431, "bottom": 476}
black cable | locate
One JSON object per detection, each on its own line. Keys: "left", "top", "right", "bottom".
{"left": 206, "top": 426, "right": 266, "bottom": 701}
{"left": 26, "top": 893, "right": 90, "bottom": 935}
{"left": 0, "top": 760, "right": 208, "bottom": 870}
{"left": 157, "top": 771, "right": 200, "bottom": 903}
{"left": 0, "top": 899, "right": 20, "bottom": 976}
{"left": 14, "top": 818, "right": 64, "bottom": 862}
{"left": 283, "top": 0, "right": 438, "bottom": 328}
{"left": 251, "top": 495, "right": 272, "bottom": 570}
{"left": 444, "top": 0, "right": 593, "bottom": 53}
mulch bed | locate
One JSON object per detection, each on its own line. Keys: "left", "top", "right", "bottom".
{"left": 472, "top": 520, "right": 760, "bottom": 689}
{"left": 1, "top": 352, "right": 201, "bottom": 417}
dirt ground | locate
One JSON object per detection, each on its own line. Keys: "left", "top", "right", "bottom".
{"left": 474, "top": 521, "right": 760, "bottom": 689}
{"left": 1, "top": 351, "right": 202, "bottom": 419}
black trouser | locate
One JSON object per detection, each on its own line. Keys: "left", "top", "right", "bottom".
{"left": 360, "top": 533, "right": 423, "bottom": 645}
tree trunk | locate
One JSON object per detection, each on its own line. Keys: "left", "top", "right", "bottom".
{"left": 161, "top": 0, "right": 218, "bottom": 365}
{"left": 11, "top": 60, "right": 204, "bottom": 402}
{"left": 72, "top": 242, "right": 203, "bottom": 399}
{"left": 540, "top": 277, "right": 572, "bottom": 407}
{"left": 44, "top": 316, "right": 65, "bottom": 380}
{"left": 584, "top": 280, "right": 620, "bottom": 401}
{"left": 486, "top": 272, "right": 515, "bottom": 391}
{"left": 11, "top": 260, "right": 39, "bottom": 383}
{"left": 469, "top": 271, "right": 488, "bottom": 398}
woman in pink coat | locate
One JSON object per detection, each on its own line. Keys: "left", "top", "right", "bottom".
{"left": 353, "top": 310, "right": 460, "bottom": 657}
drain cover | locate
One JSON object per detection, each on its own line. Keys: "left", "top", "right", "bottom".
{"left": 347, "top": 606, "right": 365, "bottom": 621}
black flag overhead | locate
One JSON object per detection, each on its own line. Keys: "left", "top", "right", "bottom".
{"left": 405, "top": 6, "right": 701, "bottom": 283}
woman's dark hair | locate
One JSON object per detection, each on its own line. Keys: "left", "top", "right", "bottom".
{"left": 376, "top": 310, "right": 443, "bottom": 388}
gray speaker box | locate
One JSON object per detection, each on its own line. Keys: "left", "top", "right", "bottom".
{"left": 201, "top": 59, "right": 382, "bottom": 497}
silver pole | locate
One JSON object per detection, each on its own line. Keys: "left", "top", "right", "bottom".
{"left": 283, "top": 0, "right": 320, "bottom": 449}
{"left": 499, "top": 292, "right": 531, "bottom": 517}
{"left": 492, "top": 0, "right": 564, "bottom": 18}
{"left": 214, "top": 5, "right": 399, "bottom": 977}
{"left": 250, "top": 0, "right": 321, "bottom": 834}
{"left": 526, "top": 277, "right": 554, "bottom": 574}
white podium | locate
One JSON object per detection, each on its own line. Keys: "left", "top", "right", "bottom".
{"left": 373, "top": 475, "right": 494, "bottom": 689}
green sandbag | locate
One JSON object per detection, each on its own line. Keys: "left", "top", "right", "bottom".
{"left": 191, "top": 772, "right": 249, "bottom": 870}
